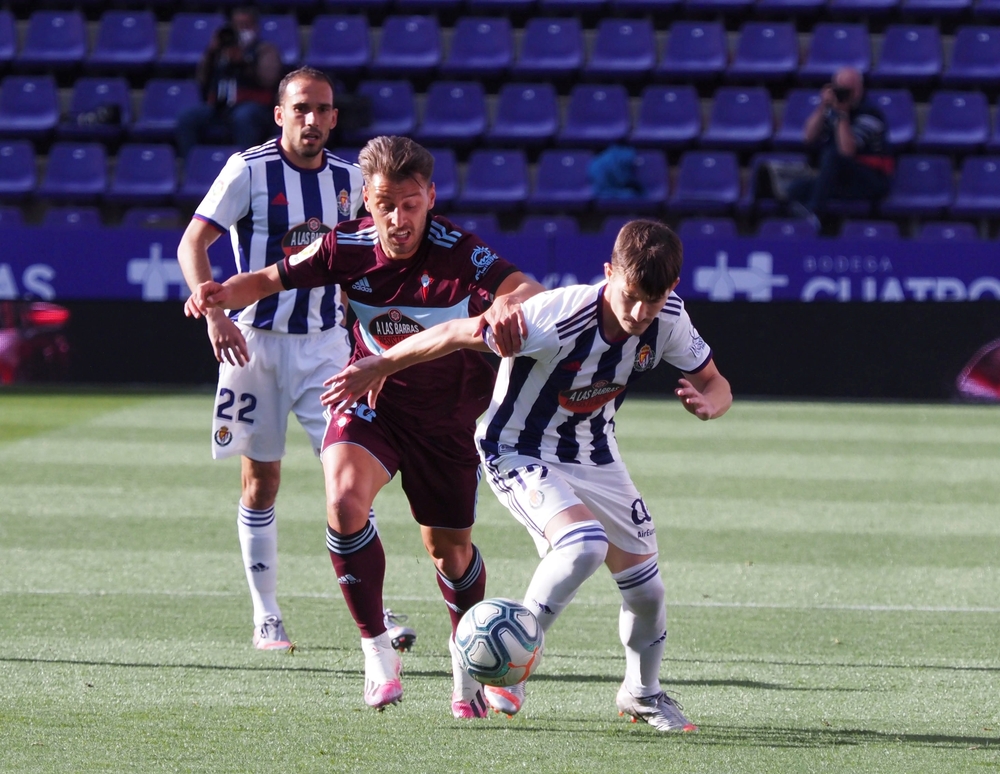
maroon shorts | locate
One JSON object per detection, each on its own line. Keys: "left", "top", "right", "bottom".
{"left": 322, "top": 402, "right": 481, "bottom": 530}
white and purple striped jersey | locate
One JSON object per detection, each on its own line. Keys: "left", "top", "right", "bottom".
{"left": 477, "top": 282, "right": 712, "bottom": 466}
{"left": 194, "top": 138, "right": 364, "bottom": 334}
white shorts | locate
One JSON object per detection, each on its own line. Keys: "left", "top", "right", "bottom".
{"left": 211, "top": 324, "right": 351, "bottom": 462}
{"left": 481, "top": 453, "right": 658, "bottom": 558}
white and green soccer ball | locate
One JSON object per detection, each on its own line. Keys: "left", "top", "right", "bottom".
{"left": 454, "top": 598, "right": 544, "bottom": 687}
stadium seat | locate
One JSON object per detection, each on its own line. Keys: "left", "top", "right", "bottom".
{"left": 518, "top": 215, "right": 579, "bottom": 236}
{"left": 840, "top": 219, "right": 901, "bottom": 238}
{"left": 38, "top": 142, "right": 108, "bottom": 201}
{"left": 416, "top": 81, "right": 487, "bottom": 145}
{"left": 677, "top": 217, "right": 738, "bottom": 239}
{"left": 18, "top": 10, "right": 86, "bottom": 72}
{"left": 657, "top": 21, "right": 728, "bottom": 81}
{"left": 528, "top": 149, "right": 595, "bottom": 211}
{"left": 758, "top": 217, "right": 819, "bottom": 238}
{"left": 583, "top": 19, "right": 657, "bottom": 80}
{"left": 396, "top": 0, "right": 464, "bottom": 11}
{"left": 701, "top": 86, "right": 774, "bottom": 150}
{"left": 0, "top": 204, "right": 23, "bottom": 225}
{"left": 0, "top": 11, "right": 14, "bottom": 70}
{"left": 612, "top": 0, "right": 682, "bottom": 10}
{"left": 727, "top": 22, "right": 800, "bottom": 83}
{"left": 440, "top": 17, "right": 513, "bottom": 78}
{"left": 916, "top": 221, "right": 979, "bottom": 239}
{"left": 159, "top": 13, "right": 225, "bottom": 72}
{"left": 950, "top": 155, "right": 1000, "bottom": 217}
{"left": 487, "top": 83, "right": 559, "bottom": 146}
{"left": 129, "top": 79, "right": 201, "bottom": 142}
{"left": 108, "top": 143, "right": 177, "bottom": 205}
{"left": 558, "top": 84, "right": 631, "bottom": 147}
{"left": 42, "top": 206, "right": 102, "bottom": 227}
{"left": 0, "top": 76, "right": 60, "bottom": 139}
{"left": 870, "top": 25, "right": 943, "bottom": 85}
{"left": 756, "top": 0, "right": 826, "bottom": 15}
{"left": 57, "top": 77, "right": 131, "bottom": 144}
{"left": 799, "top": 23, "right": 872, "bottom": 82}
{"left": 630, "top": 84, "right": 701, "bottom": 148}
{"left": 594, "top": 149, "right": 668, "bottom": 213}
{"left": 87, "top": 10, "right": 158, "bottom": 74}
{"left": 465, "top": 0, "right": 537, "bottom": 15}
{"left": 915, "top": 91, "right": 990, "bottom": 153}
{"left": 827, "top": 0, "right": 899, "bottom": 15}
{"left": 370, "top": 15, "right": 442, "bottom": 77}
{"left": 177, "top": 145, "right": 237, "bottom": 203}
{"left": 260, "top": 15, "right": 301, "bottom": 68}
{"left": 538, "top": 0, "right": 608, "bottom": 13}
{"left": 428, "top": 147, "right": 457, "bottom": 209}
{"left": 122, "top": 206, "right": 184, "bottom": 228}
{"left": 669, "top": 151, "right": 741, "bottom": 214}
{"left": 345, "top": 81, "right": 416, "bottom": 143}
{"left": 942, "top": 27, "right": 1000, "bottom": 86}
{"left": 0, "top": 141, "right": 36, "bottom": 201}
{"left": 879, "top": 154, "right": 954, "bottom": 217}
{"left": 512, "top": 18, "right": 584, "bottom": 80}
{"left": 868, "top": 89, "right": 917, "bottom": 149}
{"left": 331, "top": 146, "right": 361, "bottom": 164}
{"left": 446, "top": 211, "right": 502, "bottom": 235}
{"left": 740, "top": 150, "right": 810, "bottom": 215}
{"left": 323, "top": 0, "right": 392, "bottom": 10}
{"left": 601, "top": 214, "right": 643, "bottom": 234}
{"left": 685, "top": 0, "right": 755, "bottom": 13}
{"left": 458, "top": 149, "right": 529, "bottom": 211}
{"left": 901, "top": 0, "right": 972, "bottom": 16}
{"left": 304, "top": 16, "right": 370, "bottom": 75}
{"left": 974, "top": 0, "right": 1000, "bottom": 16}
{"left": 773, "top": 89, "right": 822, "bottom": 150}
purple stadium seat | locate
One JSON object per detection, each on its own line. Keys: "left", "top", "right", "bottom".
{"left": 304, "top": 16, "right": 370, "bottom": 75}
{"left": 130, "top": 79, "right": 201, "bottom": 142}
{"left": 612, "top": 0, "right": 682, "bottom": 10}
{"left": 0, "top": 11, "right": 14, "bottom": 69}
{"left": 396, "top": 0, "right": 464, "bottom": 11}
{"left": 758, "top": 217, "right": 819, "bottom": 238}
{"left": 728, "top": 22, "right": 799, "bottom": 83}
{"left": 429, "top": 148, "right": 457, "bottom": 209}
{"left": 915, "top": 91, "right": 990, "bottom": 153}
{"left": 528, "top": 149, "right": 595, "bottom": 212}
{"left": 756, "top": 0, "right": 826, "bottom": 15}
{"left": 799, "top": 23, "right": 872, "bottom": 82}
{"left": 440, "top": 17, "right": 513, "bottom": 78}
{"left": 345, "top": 81, "right": 416, "bottom": 143}
{"left": 594, "top": 149, "right": 668, "bottom": 213}
{"left": 108, "top": 143, "right": 177, "bottom": 204}
{"left": 685, "top": 0, "right": 755, "bottom": 13}
{"left": 669, "top": 151, "right": 740, "bottom": 214}
{"left": 950, "top": 155, "right": 1000, "bottom": 217}
{"left": 740, "top": 150, "right": 810, "bottom": 215}
{"left": 324, "top": 0, "right": 392, "bottom": 10}
{"left": 917, "top": 221, "right": 979, "bottom": 240}
{"left": 539, "top": 0, "right": 607, "bottom": 12}
{"left": 446, "top": 211, "right": 502, "bottom": 235}
{"left": 458, "top": 149, "right": 529, "bottom": 211}
{"left": 840, "top": 220, "right": 901, "bottom": 238}
{"left": 558, "top": 84, "right": 631, "bottom": 147}
{"left": 879, "top": 155, "right": 954, "bottom": 217}
{"left": 159, "top": 13, "right": 225, "bottom": 72}
{"left": 512, "top": 18, "right": 584, "bottom": 80}
{"left": 260, "top": 15, "right": 301, "bottom": 68}
{"left": 38, "top": 142, "right": 108, "bottom": 201}
{"left": 974, "top": 0, "right": 1000, "bottom": 17}
{"left": 177, "top": 145, "right": 237, "bottom": 203}
{"left": 488, "top": 83, "right": 559, "bottom": 146}
{"left": 870, "top": 25, "right": 943, "bottom": 86}
{"left": 828, "top": 0, "right": 899, "bottom": 15}
{"left": 466, "top": 0, "right": 536, "bottom": 13}
{"left": 868, "top": 89, "right": 917, "bottom": 149}
{"left": 901, "top": 0, "right": 972, "bottom": 15}
{"left": 0, "top": 141, "right": 36, "bottom": 201}
{"left": 416, "top": 81, "right": 487, "bottom": 146}
{"left": 122, "top": 207, "right": 184, "bottom": 228}
{"left": 773, "top": 88, "right": 822, "bottom": 150}
{"left": 88, "top": 10, "right": 158, "bottom": 73}
{"left": 58, "top": 77, "right": 131, "bottom": 144}
{"left": 18, "top": 11, "right": 86, "bottom": 71}
{"left": 583, "top": 19, "right": 657, "bottom": 80}
{"left": 657, "top": 22, "right": 728, "bottom": 81}
{"left": 370, "top": 16, "right": 441, "bottom": 77}
{"left": 701, "top": 86, "right": 774, "bottom": 150}
{"left": 42, "top": 206, "right": 102, "bottom": 228}
{"left": 677, "top": 217, "right": 738, "bottom": 239}
{"left": 519, "top": 215, "right": 579, "bottom": 237}
{"left": 943, "top": 27, "right": 1000, "bottom": 86}
{"left": 0, "top": 205, "right": 24, "bottom": 225}
{"left": 0, "top": 76, "right": 59, "bottom": 139}
{"left": 630, "top": 85, "right": 700, "bottom": 149}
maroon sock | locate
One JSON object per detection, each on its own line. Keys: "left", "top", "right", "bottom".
{"left": 436, "top": 545, "right": 487, "bottom": 635}
{"left": 326, "top": 522, "right": 386, "bottom": 638}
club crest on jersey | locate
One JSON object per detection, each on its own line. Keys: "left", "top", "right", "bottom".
{"left": 419, "top": 271, "right": 434, "bottom": 301}
{"left": 283, "top": 221, "right": 331, "bottom": 259}
{"left": 527, "top": 489, "right": 545, "bottom": 508}
{"left": 337, "top": 189, "right": 351, "bottom": 217}
{"left": 369, "top": 308, "right": 425, "bottom": 348}
{"left": 214, "top": 425, "right": 234, "bottom": 446}
{"left": 558, "top": 380, "right": 626, "bottom": 413}
{"left": 633, "top": 344, "right": 655, "bottom": 372}
{"left": 471, "top": 245, "right": 499, "bottom": 280}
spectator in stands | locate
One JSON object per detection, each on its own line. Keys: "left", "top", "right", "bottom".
{"left": 176, "top": 7, "right": 282, "bottom": 160}
{"left": 787, "top": 67, "right": 894, "bottom": 230}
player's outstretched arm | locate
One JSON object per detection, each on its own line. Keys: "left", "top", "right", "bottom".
{"left": 482, "top": 271, "right": 546, "bottom": 357}
{"left": 675, "top": 360, "right": 732, "bottom": 421}
{"left": 192, "top": 265, "right": 284, "bottom": 317}
{"left": 322, "top": 316, "right": 489, "bottom": 409}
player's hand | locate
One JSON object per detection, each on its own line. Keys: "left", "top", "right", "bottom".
{"left": 481, "top": 295, "right": 527, "bottom": 357}
{"left": 183, "top": 294, "right": 204, "bottom": 319}
{"left": 675, "top": 378, "right": 716, "bottom": 421}
{"left": 192, "top": 280, "right": 229, "bottom": 314}
{"left": 322, "top": 356, "right": 387, "bottom": 410}
{"left": 206, "top": 310, "right": 249, "bottom": 366}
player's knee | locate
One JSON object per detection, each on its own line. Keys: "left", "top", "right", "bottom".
{"left": 325, "top": 491, "right": 373, "bottom": 533}
{"left": 424, "top": 538, "right": 474, "bottom": 579}
{"left": 551, "top": 520, "right": 609, "bottom": 575}
{"left": 621, "top": 571, "right": 665, "bottom": 618}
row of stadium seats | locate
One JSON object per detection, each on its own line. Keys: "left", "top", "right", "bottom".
{"left": 3, "top": 139, "right": 997, "bottom": 219}
{"left": 4, "top": 11, "right": 1000, "bottom": 85}
{"left": 5, "top": 75, "right": 1000, "bottom": 156}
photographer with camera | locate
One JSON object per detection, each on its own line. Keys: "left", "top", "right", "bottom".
{"left": 176, "top": 7, "right": 282, "bottom": 161}
{"left": 786, "top": 67, "right": 894, "bottom": 232}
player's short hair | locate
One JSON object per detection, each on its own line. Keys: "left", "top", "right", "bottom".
{"left": 610, "top": 219, "right": 683, "bottom": 298}
{"left": 358, "top": 136, "right": 435, "bottom": 187}
{"left": 277, "top": 67, "right": 334, "bottom": 106}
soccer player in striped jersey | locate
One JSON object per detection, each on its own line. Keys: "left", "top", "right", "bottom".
{"left": 190, "top": 135, "right": 544, "bottom": 718}
{"left": 322, "top": 219, "right": 732, "bottom": 732}
{"left": 178, "top": 68, "right": 420, "bottom": 655}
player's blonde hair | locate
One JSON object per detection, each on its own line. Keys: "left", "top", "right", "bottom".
{"left": 610, "top": 220, "right": 683, "bottom": 298}
{"left": 358, "top": 136, "right": 435, "bottom": 187}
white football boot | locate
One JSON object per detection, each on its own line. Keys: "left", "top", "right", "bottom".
{"left": 362, "top": 633, "right": 403, "bottom": 711}
{"left": 448, "top": 636, "right": 489, "bottom": 719}
{"left": 383, "top": 608, "right": 417, "bottom": 652}
{"left": 484, "top": 680, "right": 527, "bottom": 717}
{"left": 252, "top": 615, "right": 293, "bottom": 652}
{"left": 615, "top": 683, "right": 698, "bottom": 733}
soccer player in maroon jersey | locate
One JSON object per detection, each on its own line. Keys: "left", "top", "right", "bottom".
{"left": 191, "top": 135, "right": 543, "bottom": 718}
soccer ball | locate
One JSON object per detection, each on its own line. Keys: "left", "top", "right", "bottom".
{"left": 454, "top": 598, "right": 544, "bottom": 687}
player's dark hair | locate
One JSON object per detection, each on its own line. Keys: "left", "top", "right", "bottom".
{"left": 277, "top": 67, "right": 335, "bottom": 106}
{"left": 358, "top": 136, "right": 435, "bottom": 187}
{"left": 611, "top": 219, "right": 683, "bottom": 298}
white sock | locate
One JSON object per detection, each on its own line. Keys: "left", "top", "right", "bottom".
{"left": 237, "top": 502, "right": 280, "bottom": 626}
{"left": 613, "top": 556, "right": 666, "bottom": 698}
{"left": 523, "top": 520, "right": 608, "bottom": 633}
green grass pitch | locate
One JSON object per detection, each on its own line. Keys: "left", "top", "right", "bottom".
{"left": 1, "top": 391, "right": 997, "bottom": 773}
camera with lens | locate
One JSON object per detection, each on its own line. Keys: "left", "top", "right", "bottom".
{"left": 217, "top": 24, "right": 238, "bottom": 48}
{"left": 832, "top": 86, "right": 852, "bottom": 104}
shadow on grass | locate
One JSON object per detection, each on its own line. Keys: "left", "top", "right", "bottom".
{"left": 666, "top": 655, "right": 1000, "bottom": 674}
